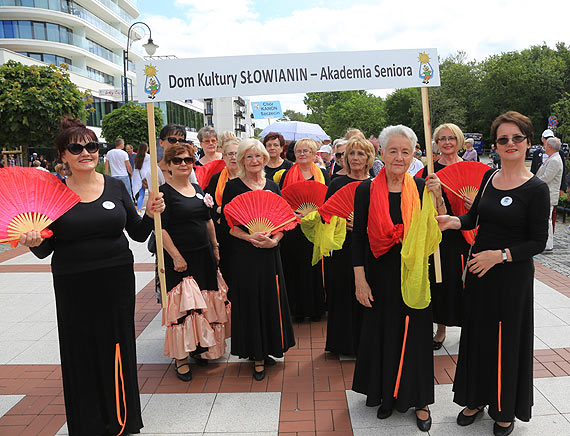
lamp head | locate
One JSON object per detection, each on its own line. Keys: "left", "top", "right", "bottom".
{"left": 143, "top": 38, "right": 158, "bottom": 56}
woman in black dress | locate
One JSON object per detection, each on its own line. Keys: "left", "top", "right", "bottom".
{"left": 263, "top": 132, "right": 293, "bottom": 183}
{"left": 160, "top": 143, "right": 230, "bottom": 381}
{"left": 325, "top": 136, "right": 374, "bottom": 356}
{"left": 437, "top": 111, "right": 549, "bottom": 436}
{"left": 420, "top": 123, "right": 471, "bottom": 349}
{"left": 205, "top": 138, "right": 240, "bottom": 283}
{"left": 279, "top": 138, "right": 330, "bottom": 322}
{"left": 21, "top": 117, "right": 165, "bottom": 436}
{"left": 352, "top": 125, "right": 446, "bottom": 432}
{"left": 221, "top": 138, "right": 295, "bottom": 381}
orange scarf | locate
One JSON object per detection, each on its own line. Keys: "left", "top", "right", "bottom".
{"left": 281, "top": 163, "right": 325, "bottom": 189}
{"left": 368, "top": 168, "right": 420, "bottom": 258}
{"left": 214, "top": 168, "right": 229, "bottom": 206}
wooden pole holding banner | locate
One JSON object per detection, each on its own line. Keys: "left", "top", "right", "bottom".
{"left": 421, "top": 87, "right": 442, "bottom": 283}
{"left": 146, "top": 102, "right": 168, "bottom": 308}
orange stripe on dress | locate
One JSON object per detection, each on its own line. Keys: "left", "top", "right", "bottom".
{"left": 114, "top": 343, "right": 127, "bottom": 436}
{"left": 393, "top": 315, "right": 410, "bottom": 399}
{"left": 498, "top": 321, "right": 502, "bottom": 412}
{"left": 321, "top": 258, "right": 326, "bottom": 297}
{"left": 276, "top": 275, "right": 284, "bottom": 349}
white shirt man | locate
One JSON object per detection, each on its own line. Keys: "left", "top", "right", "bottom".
{"left": 105, "top": 139, "right": 133, "bottom": 197}
{"left": 536, "top": 137, "right": 563, "bottom": 251}
{"left": 407, "top": 157, "right": 424, "bottom": 175}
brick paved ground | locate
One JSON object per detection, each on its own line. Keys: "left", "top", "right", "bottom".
{"left": 1, "top": 232, "right": 570, "bottom": 435}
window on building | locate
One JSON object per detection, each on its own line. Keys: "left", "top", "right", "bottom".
{"left": 87, "top": 66, "right": 115, "bottom": 85}
{"left": 32, "top": 21, "right": 46, "bottom": 40}
{"left": 18, "top": 20, "right": 33, "bottom": 39}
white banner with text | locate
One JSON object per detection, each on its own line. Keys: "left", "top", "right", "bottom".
{"left": 136, "top": 49, "right": 439, "bottom": 102}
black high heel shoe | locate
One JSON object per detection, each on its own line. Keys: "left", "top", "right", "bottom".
{"left": 457, "top": 406, "right": 485, "bottom": 426}
{"left": 493, "top": 421, "right": 514, "bottom": 436}
{"left": 415, "top": 407, "right": 432, "bottom": 432}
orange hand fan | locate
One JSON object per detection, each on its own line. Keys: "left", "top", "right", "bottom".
{"left": 281, "top": 180, "right": 327, "bottom": 215}
{"left": 436, "top": 161, "right": 490, "bottom": 244}
{"left": 224, "top": 190, "right": 299, "bottom": 235}
{"left": 0, "top": 167, "right": 80, "bottom": 246}
{"left": 318, "top": 181, "right": 361, "bottom": 223}
{"left": 194, "top": 159, "right": 226, "bottom": 189}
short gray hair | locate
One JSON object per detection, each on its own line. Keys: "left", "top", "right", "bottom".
{"left": 378, "top": 125, "right": 417, "bottom": 152}
{"left": 465, "top": 138, "right": 474, "bottom": 145}
{"left": 547, "top": 137, "right": 561, "bottom": 151}
{"left": 236, "top": 138, "right": 269, "bottom": 178}
{"left": 198, "top": 126, "right": 217, "bottom": 142}
{"left": 332, "top": 138, "right": 348, "bottom": 151}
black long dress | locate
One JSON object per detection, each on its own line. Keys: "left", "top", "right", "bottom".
{"left": 30, "top": 176, "right": 152, "bottom": 436}
{"left": 454, "top": 170, "right": 549, "bottom": 422}
{"left": 421, "top": 161, "right": 469, "bottom": 326}
{"left": 279, "top": 167, "right": 330, "bottom": 320}
{"left": 324, "top": 175, "right": 365, "bottom": 356}
{"left": 205, "top": 171, "right": 233, "bottom": 282}
{"left": 221, "top": 178, "right": 295, "bottom": 360}
{"left": 351, "top": 178, "right": 434, "bottom": 411}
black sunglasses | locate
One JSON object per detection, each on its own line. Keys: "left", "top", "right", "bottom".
{"left": 66, "top": 142, "right": 100, "bottom": 155}
{"left": 496, "top": 135, "right": 527, "bottom": 146}
{"left": 166, "top": 137, "right": 189, "bottom": 144}
{"left": 170, "top": 156, "right": 195, "bottom": 165}
{"left": 335, "top": 152, "right": 345, "bottom": 159}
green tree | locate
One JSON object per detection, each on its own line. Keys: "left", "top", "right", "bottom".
{"left": 279, "top": 109, "right": 306, "bottom": 122}
{"left": 323, "top": 92, "right": 386, "bottom": 139}
{"left": 552, "top": 93, "right": 570, "bottom": 142}
{"left": 304, "top": 91, "right": 366, "bottom": 127}
{"left": 0, "top": 60, "right": 89, "bottom": 161}
{"left": 101, "top": 102, "right": 163, "bottom": 147}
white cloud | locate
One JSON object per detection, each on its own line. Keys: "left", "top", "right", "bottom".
{"left": 139, "top": 0, "right": 570, "bottom": 112}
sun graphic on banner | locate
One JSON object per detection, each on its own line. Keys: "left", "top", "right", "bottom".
{"left": 144, "top": 64, "right": 161, "bottom": 99}
{"left": 144, "top": 65, "right": 157, "bottom": 77}
{"left": 418, "top": 52, "right": 430, "bottom": 64}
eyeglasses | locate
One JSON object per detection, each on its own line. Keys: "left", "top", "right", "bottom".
{"left": 496, "top": 135, "right": 527, "bottom": 145}
{"left": 201, "top": 139, "right": 218, "bottom": 145}
{"left": 436, "top": 136, "right": 457, "bottom": 143}
{"left": 295, "top": 149, "right": 312, "bottom": 155}
{"left": 224, "top": 152, "right": 238, "bottom": 158}
{"left": 245, "top": 154, "right": 263, "bottom": 160}
{"left": 170, "top": 156, "right": 195, "bottom": 165}
{"left": 166, "top": 137, "right": 188, "bottom": 144}
{"left": 66, "top": 142, "right": 100, "bottom": 155}
{"left": 335, "top": 152, "right": 345, "bottom": 159}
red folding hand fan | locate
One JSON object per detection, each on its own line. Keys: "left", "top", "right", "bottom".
{"left": 318, "top": 181, "right": 361, "bottom": 223}
{"left": 194, "top": 159, "right": 226, "bottom": 189}
{"left": 436, "top": 161, "right": 490, "bottom": 244}
{"left": 224, "top": 190, "right": 299, "bottom": 235}
{"left": 281, "top": 180, "right": 327, "bottom": 215}
{"left": 0, "top": 167, "right": 80, "bottom": 246}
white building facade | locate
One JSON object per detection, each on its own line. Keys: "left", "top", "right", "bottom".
{"left": 204, "top": 96, "right": 254, "bottom": 139}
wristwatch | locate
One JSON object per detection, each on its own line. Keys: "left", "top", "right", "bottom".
{"left": 501, "top": 249, "right": 508, "bottom": 263}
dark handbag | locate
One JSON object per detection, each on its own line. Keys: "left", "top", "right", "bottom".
{"left": 147, "top": 231, "right": 156, "bottom": 254}
{"left": 461, "top": 169, "right": 499, "bottom": 286}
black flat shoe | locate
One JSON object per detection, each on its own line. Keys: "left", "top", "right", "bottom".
{"left": 415, "top": 407, "right": 432, "bottom": 432}
{"left": 174, "top": 361, "right": 192, "bottom": 382}
{"left": 376, "top": 406, "right": 393, "bottom": 419}
{"left": 253, "top": 364, "right": 265, "bottom": 381}
{"left": 457, "top": 406, "right": 485, "bottom": 426}
{"left": 193, "top": 356, "right": 208, "bottom": 366}
{"left": 310, "top": 315, "right": 321, "bottom": 322}
{"left": 493, "top": 421, "right": 514, "bottom": 436}
{"left": 433, "top": 336, "right": 445, "bottom": 350}
{"left": 295, "top": 316, "right": 305, "bottom": 323}
{"left": 264, "top": 356, "right": 276, "bottom": 366}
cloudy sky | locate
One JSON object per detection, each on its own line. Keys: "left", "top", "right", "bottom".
{"left": 136, "top": 0, "right": 569, "bottom": 124}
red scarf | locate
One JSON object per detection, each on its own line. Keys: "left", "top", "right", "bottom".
{"left": 281, "top": 163, "right": 325, "bottom": 189}
{"left": 368, "top": 168, "right": 420, "bottom": 257}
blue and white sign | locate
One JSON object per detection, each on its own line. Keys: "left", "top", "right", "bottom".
{"left": 251, "top": 101, "right": 283, "bottom": 119}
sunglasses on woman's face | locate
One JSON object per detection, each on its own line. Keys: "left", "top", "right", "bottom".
{"left": 166, "top": 137, "right": 189, "bottom": 144}
{"left": 66, "top": 142, "right": 100, "bottom": 155}
{"left": 170, "top": 156, "right": 195, "bottom": 165}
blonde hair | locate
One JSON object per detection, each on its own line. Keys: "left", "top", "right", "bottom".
{"left": 236, "top": 138, "right": 269, "bottom": 178}
{"left": 344, "top": 137, "right": 375, "bottom": 174}
{"left": 345, "top": 128, "right": 365, "bottom": 140}
{"left": 294, "top": 138, "right": 318, "bottom": 155}
{"left": 222, "top": 138, "right": 240, "bottom": 154}
{"left": 220, "top": 131, "right": 237, "bottom": 146}
{"left": 433, "top": 123, "right": 465, "bottom": 151}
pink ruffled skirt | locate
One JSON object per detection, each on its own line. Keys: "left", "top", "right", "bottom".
{"left": 163, "top": 272, "right": 231, "bottom": 360}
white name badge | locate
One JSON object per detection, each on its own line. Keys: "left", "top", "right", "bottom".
{"left": 500, "top": 196, "right": 513, "bottom": 207}
{"left": 102, "top": 201, "right": 116, "bottom": 210}
{"left": 196, "top": 193, "right": 204, "bottom": 200}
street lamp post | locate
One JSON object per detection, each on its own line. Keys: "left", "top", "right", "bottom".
{"left": 123, "top": 21, "right": 158, "bottom": 104}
